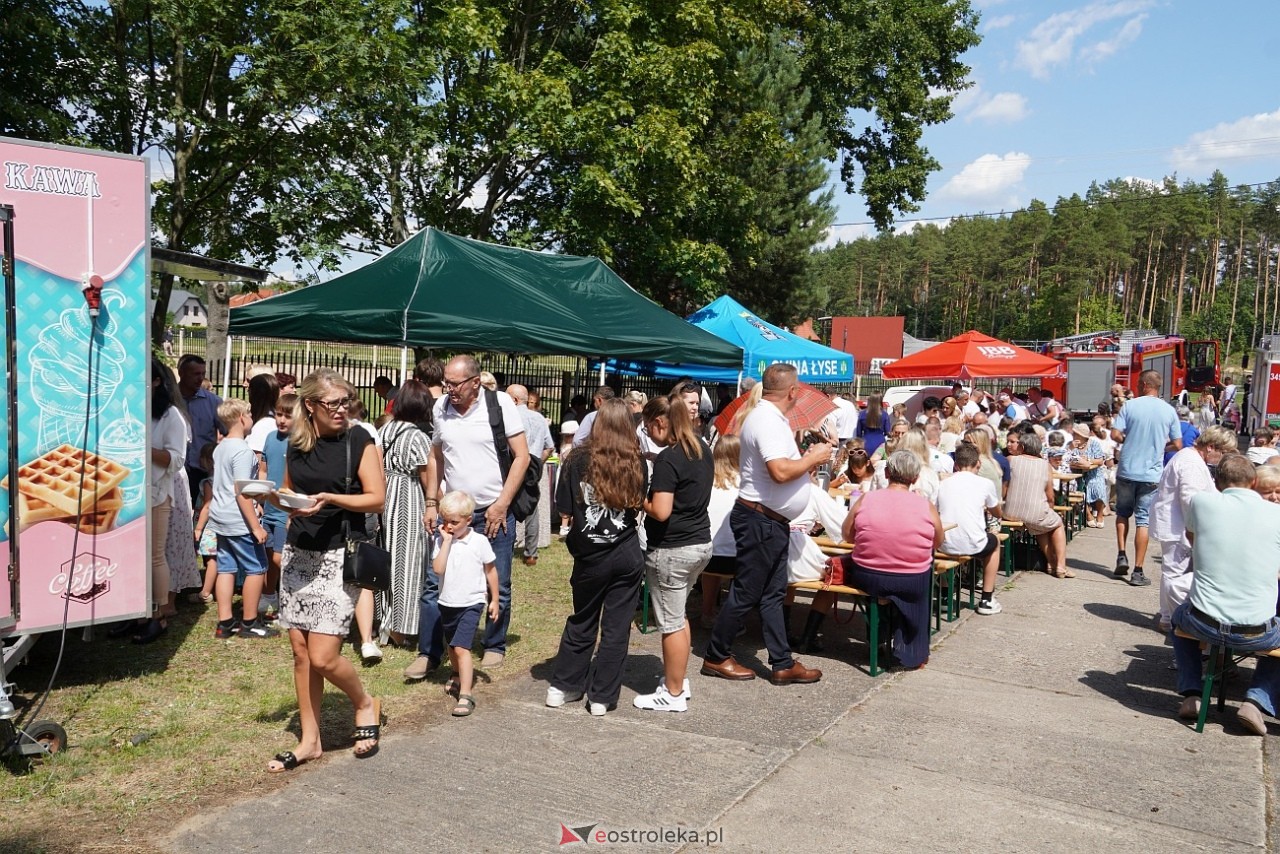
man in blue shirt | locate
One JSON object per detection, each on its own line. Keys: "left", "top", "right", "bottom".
{"left": 1110, "top": 370, "right": 1181, "bottom": 587}
{"left": 177, "top": 354, "right": 222, "bottom": 503}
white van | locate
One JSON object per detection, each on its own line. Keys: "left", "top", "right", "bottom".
{"left": 877, "top": 385, "right": 953, "bottom": 423}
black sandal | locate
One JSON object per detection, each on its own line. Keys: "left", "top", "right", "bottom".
{"left": 452, "top": 694, "right": 476, "bottom": 717}
{"left": 131, "top": 619, "right": 167, "bottom": 645}
{"left": 106, "top": 620, "right": 143, "bottom": 639}
{"left": 352, "top": 698, "right": 381, "bottom": 757}
{"left": 268, "top": 751, "right": 303, "bottom": 773}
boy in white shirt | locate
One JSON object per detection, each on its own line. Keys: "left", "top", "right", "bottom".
{"left": 434, "top": 491, "right": 500, "bottom": 717}
{"left": 937, "top": 443, "right": 1003, "bottom": 615}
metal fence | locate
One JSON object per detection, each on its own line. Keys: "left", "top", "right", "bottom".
{"left": 172, "top": 328, "right": 1017, "bottom": 423}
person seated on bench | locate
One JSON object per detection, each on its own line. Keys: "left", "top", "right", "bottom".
{"left": 839, "top": 450, "right": 943, "bottom": 670}
{"left": 787, "top": 480, "right": 862, "bottom": 652}
{"left": 1172, "top": 454, "right": 1280, "bottom": 733}
{"left": 937, "top": 442, "right": 1004, "bottom": 616}
{"left": 699, "top": 435, "right": 741, "bottom": 629}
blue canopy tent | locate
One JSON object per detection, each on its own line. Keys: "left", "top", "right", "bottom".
{"left": 596, "top": 295, "right": 854, "bottom": 384}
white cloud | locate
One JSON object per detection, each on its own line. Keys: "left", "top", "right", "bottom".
{"left": 1169, "top": 108, "right": 1280, "bottom": 173}
{"left": 820, "top": 222, "right": 875, "bottom": 247}
{"left": 969, "top": 91, "right": 1030, "bottom": 123}
{"left": 950, "top": 83, "right": 1029, "bottom": 124}
{"left": 1014, "top": 0, "right": 1154, "bottom": 79}
{"left": 936, "top": 152, "right": 1032, "bottom": 208}
{"left": 984, "top": 14, "right": 1016, "bottom": 31}
{"left": 1079, "top": 14, "right": 1146, "bottom": 64}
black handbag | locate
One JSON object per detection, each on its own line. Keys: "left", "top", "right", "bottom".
{"left": 340, "top": 431, "right": 391, "bottom": 591}
{"left": 484, "top": 388, "right": 541, "bottom": 521}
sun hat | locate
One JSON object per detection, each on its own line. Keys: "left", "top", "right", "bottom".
{"left": 560, "top": 420, "right": 580, "bottom": 435}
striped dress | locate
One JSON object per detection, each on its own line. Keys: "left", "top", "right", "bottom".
{"left": 377, "top": 421, "right": 432, "bottom": 635}
{"left": 1005, "top": 455, "right": 1062, "bottom": 535}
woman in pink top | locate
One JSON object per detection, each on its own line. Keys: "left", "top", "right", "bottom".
{"left": 841, "top": 450, "right": 942, "bottom": 669}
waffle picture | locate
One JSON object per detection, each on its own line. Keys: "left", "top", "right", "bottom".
{"left": 2, "top": 444, "right": 130, "bottom": 518}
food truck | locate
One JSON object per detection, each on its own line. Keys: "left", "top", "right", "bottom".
{"left": 0, "top": 137, "right": 151, "bottom": 755}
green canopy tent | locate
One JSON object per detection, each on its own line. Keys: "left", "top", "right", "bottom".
{"left": 228, "top": 227, "right": 743, "bottom": 367}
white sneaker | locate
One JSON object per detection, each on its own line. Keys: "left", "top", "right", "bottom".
{"left": 976, "top": 597, "right": 1003, "bottom": 616}
{"left": 588, "top": 702, "right": 608, "bottom": 717}
{"left": 360, "top": 641, "right": 382, "bottom": 662}
{"left": 545, "top": 686, "right": 583, "bottom": 708}
{"left": 632, "top": 682, "right": 688, "bottom": 713}
{"left": 683, "top": 677, "right": 692, "bottom": 700}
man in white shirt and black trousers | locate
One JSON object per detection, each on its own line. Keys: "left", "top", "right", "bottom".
{"left": 422, "top": 355, "right": 530, "bottom": 671}
{"left": 702, "top": 363, "right": 829, "bottom": 685}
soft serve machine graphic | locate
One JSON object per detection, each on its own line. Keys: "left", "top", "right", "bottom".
{"left": 0, "top": 137, "right": 151, "bottom": 759}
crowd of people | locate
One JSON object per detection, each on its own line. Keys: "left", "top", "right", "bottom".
{"left": 132, "top": 354, "right": 1280, "bottom": 770}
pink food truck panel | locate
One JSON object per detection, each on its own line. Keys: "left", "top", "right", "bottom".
{"left": 0, "top": 137, "right": 150, "bottom": 634}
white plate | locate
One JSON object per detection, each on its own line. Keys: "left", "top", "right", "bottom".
{"left": 235, "top": 479, "right": 275, "bottom": 497}
{"left": 276, "top": 491, "right": 317, "bottom": 510}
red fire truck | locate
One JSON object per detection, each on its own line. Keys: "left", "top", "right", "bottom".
{"left": 1034, "top": 330, "right": 1219, "bottom": 411}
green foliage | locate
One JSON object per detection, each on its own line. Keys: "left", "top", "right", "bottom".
{"left": 9, "top": 0, "right": 981, "bottom": 344}
{"left": 808, "top": 175, "right": 1280, "bottom": 351}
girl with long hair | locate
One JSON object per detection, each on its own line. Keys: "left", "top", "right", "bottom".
{"left": 547, "top": 398, "right": 648, "bottom": 716}
{"left": 266, "top": 369, "right": 386, "bottom": 771}
{"left": 633, "top": 395, "right": 714, "bottom": 713}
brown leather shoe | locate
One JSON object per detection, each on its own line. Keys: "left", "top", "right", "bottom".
{"left": 700, "top": 656, "right": 757, "bottom": 680}
{"left": 769, "top": 660, "right": 823, "bottom": 685}
{"left": 523, "top": 556, "right": 538, "bottom": 566}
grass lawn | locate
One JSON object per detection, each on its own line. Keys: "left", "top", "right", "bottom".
{"left": 0, "top": 540, "right": 575, "bottom": 853}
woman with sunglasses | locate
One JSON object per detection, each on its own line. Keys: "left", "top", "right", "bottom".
{"left": 266, "top": 369, "right": 387, "bottom": 772}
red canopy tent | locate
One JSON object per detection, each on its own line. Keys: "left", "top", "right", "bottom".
{"left": 880, "top": 330, "right": 1062, "bottom": 380}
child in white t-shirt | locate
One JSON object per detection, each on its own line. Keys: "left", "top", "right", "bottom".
{"left": 433, "top": 490, "right": 499, "bottom": 717}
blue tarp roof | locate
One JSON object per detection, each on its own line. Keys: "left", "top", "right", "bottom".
{"left": 597, "top": 295, "right": 854, "bottom": 383}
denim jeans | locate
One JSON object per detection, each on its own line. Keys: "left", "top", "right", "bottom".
{"left": 1171, "top": 600, "right": 1280, "bottom": 715}
{"left": 481, "top": 508, "right": 517, "bottom": 654}
{"left": 418, "top": 506, "right": 516, "bottom": 658}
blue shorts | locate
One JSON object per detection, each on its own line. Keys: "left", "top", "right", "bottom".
{"left": 216, "top": 533, "right": 268, "bottom": 576}
{"left": 439, "top": 603, "right": 484, "bottom": 650}
{"left": 1115, "top": 478, "right": 1158, "bottom": 527}
{"left": 262, "top": 517, "right": 288, "bottom": 553}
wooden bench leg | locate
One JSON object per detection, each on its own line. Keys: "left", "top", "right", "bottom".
{"left": 1001, "top": 536, "right": 1013, "bottom": 577}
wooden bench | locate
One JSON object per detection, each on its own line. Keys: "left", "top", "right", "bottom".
{"left": 932, "top": 558, "right": 962, "bottom": 629}
{"left": 789, "top": 579, "right": 886, "bottom": 676}
{"left": 1173, "top": 628, "right": 1280, "bottom": 732}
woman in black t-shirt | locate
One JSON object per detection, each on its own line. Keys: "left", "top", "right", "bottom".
{"left": 265, "top": 369, "right": 386, "bottom": 773}
{"left": 633, "top": 394, "right": 713, "bottom": 714}
{"left": 549, "top": 398, "right": 648, "bottom": 715}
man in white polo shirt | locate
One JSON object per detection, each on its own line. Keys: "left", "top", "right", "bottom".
{"left": 422, "top": 355, "right": 529, "bottom": 671}
{"left": 702, "top": 363, "right": 829, "bottom": 685}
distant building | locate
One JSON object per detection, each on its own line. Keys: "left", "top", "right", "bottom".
{"left": 229, "top": 288, "right": 281, "bottom": 308}
{"left": 167, "top": 289, "right": 207, "bottom": 327}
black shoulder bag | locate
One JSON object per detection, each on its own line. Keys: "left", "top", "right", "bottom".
{"left": 485, "top": 388, "right": 542, "bottom": 521}
{"left": 341, "top": 431, "right": 391, "bottom": 591}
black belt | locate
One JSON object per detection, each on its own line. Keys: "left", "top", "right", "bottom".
{"left": 736, "top": 498, "right": 789, "bottom": 525}
{"left": 1189, "top": 604, "right": 1269, "bottom": 636}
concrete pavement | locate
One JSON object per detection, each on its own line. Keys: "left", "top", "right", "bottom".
{"left": 166, "top": 519, "right": 1278, "bottom": 852}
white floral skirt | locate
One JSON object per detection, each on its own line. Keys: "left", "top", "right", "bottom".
{"left": 279, "top": 545, "right": 359, "bottom": 636}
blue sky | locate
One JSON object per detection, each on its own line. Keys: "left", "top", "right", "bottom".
{"left": 824, "top": 0, "right": 1280, "bottom": 243}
